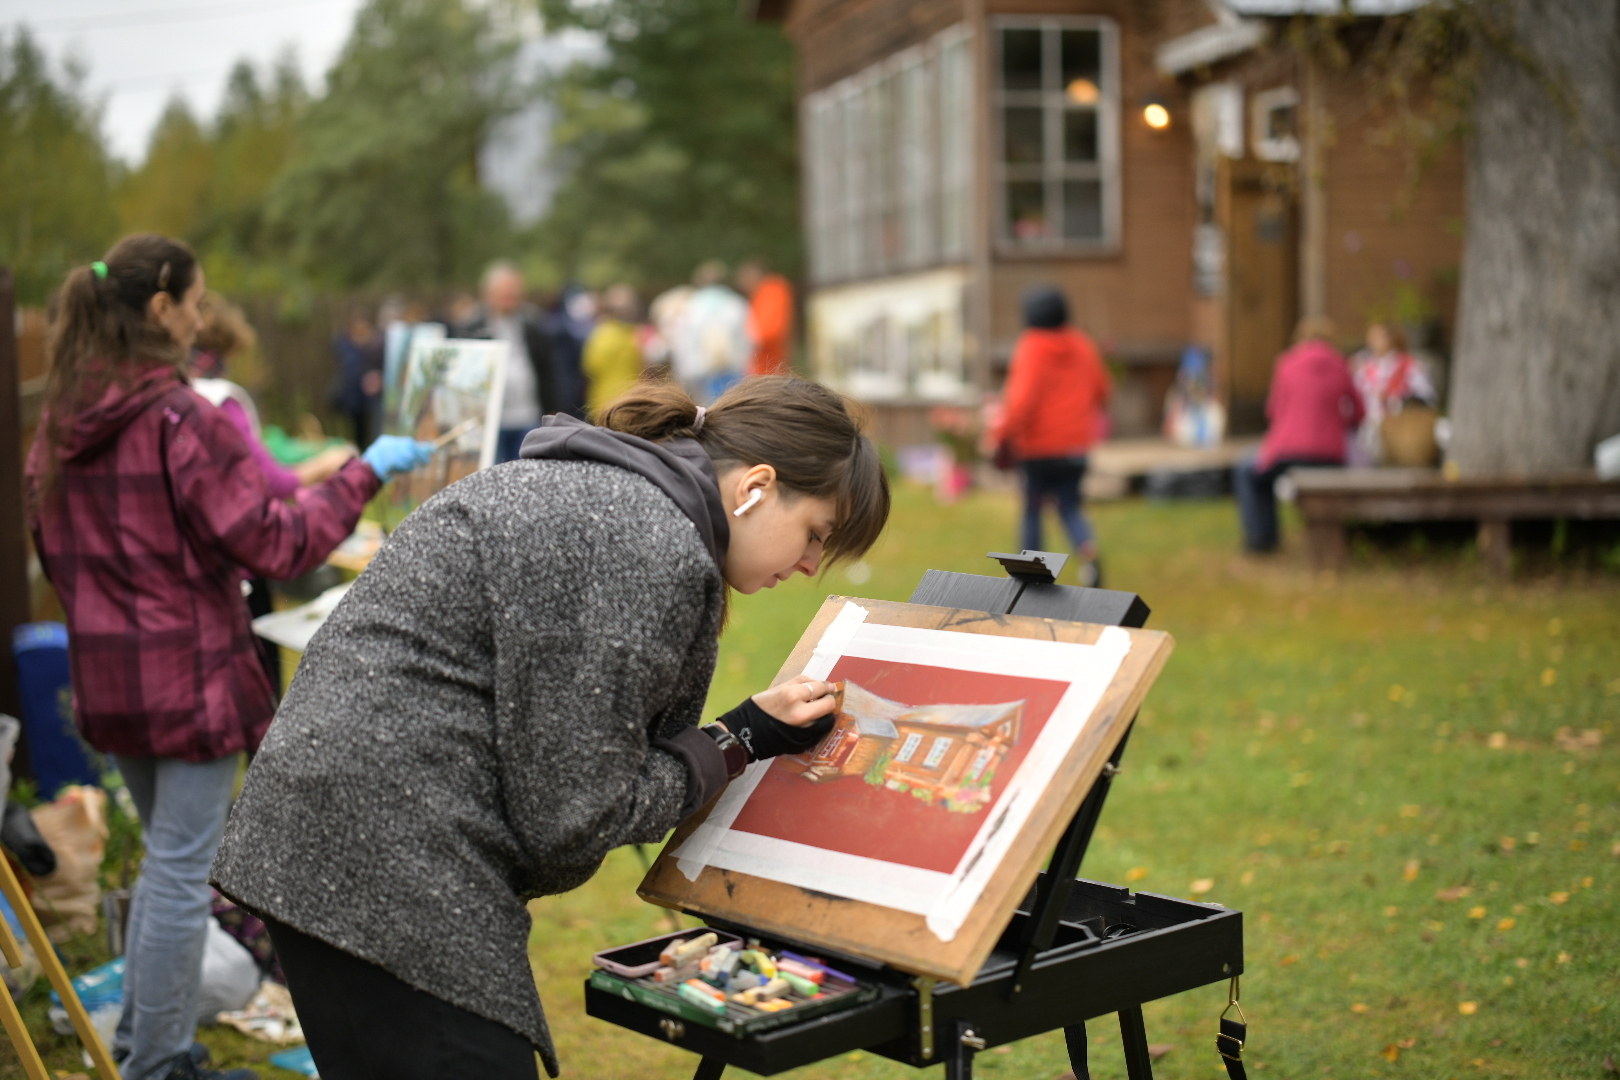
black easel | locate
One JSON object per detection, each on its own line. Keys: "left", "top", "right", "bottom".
{"left": 586, "top": 552, "right": 1243, "bottom": 1079}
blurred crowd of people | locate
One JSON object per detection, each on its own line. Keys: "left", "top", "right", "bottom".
{"left": 325, "top": 257, "right": 796, "bottom": 464}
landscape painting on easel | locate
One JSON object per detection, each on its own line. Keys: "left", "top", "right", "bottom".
{"left": 381, "top": 336, "right": 508, "bottom": 522}
{"left": 734, "top": 665, "right": 1066, "bottom": 874}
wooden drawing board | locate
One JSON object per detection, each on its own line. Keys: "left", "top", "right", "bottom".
{"left": 639, "top": 596, "right": 1175, "bottom": 987}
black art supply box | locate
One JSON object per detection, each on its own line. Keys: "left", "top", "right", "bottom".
{"left": 589, "top": 929, "right": 881, "bottom": 1041}
{"left": 584, "top": 875, "right": 1242, "bottom": 1075}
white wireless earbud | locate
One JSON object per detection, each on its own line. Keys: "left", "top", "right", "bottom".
{"left": 733, "top": 488, "right": 763, "bottom": 517}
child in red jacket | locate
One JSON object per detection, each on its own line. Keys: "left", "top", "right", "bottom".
{"left": 992, "top": 285, "right": 1112, "bottom": 586}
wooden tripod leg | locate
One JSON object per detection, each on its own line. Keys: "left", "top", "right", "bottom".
{"left": 0, "top": 914, "right": 50, "bottom": 1080}
{"left": 692, "top": 1057, "right": 725, "bottom": 1080}
{"left": 1063, "top": 1020, "right": 1090, "bottom": 1080}
{"left": 0, "top": 855, "right": 121, "bottom": 1077}
{"left": 1118, "top": 1006, "right": 1154, "bottom": 1080}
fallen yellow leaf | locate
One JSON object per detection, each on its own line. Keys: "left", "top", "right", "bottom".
{"left": 1582, "top": 876, "right": 1594, "bottom": 888}
{"left": 1280, "top": 954, "right": 1300, "bottom": 966}
{"left": 1550, "top": 892, "right": 1569, "bottom": 905}
{"left": 1384, "top": 905, "right": 1400, "bottom": 917}
{"left": 1487, "top": 732, "right": 1508, "bottom": 749}
{"left": 1458, "top": 1001, "right": 1478, "bottom": 1015}
{"left": 1126, "top": 866, "right": 1149, "bottom": 882}
{"left": 1403, "top": 859, "right": 1421, "bottom": 882}
{"left": 1381, "top": 1044, "right": 1400, "bottom": 1062}
{"left": 1468, "top": 906, "right": 1487, "bottom": 919}
{"left": 1514, "top": 957, "right": 1529, "bottom": 968}
{"left": 1436, "top": 885, "right": 1472, "bottom": 901}
{"left": 1389, "top": 685, "right": 1405, "bottom": 702}
{"left": 1190, "top": 878, "right": 1214, "bottom": 895}
{"left": 1557, "top": 951, "right": 1571, "bottom": 964}
{"left": 1499, "top": 836, "right": 1516, "bottom": 852}
{"left": 1350, "top": 1002, "right": 1368, "bottom": 1014}
{"left": 1541, "top": 668, "right": 1558, "bottom": 686}
{"left": 1399, "top": 804, "right": 1421, "bottom": 818}
{"left": 1497, "top": 917, "right": 1516, "bottom": 931}
{"left": 1241, "top": 870, "right": 1255, "bottom": 885}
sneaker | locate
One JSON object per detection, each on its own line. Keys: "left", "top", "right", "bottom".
{"left": 154, "top": 1049, "right": 257, "bottom": 1080}
{"left": 118, "top": 1044, "right": 210, "bottom": 1068}
{"left": 1077, "top": 557, "right": 1103, "bottom": 589}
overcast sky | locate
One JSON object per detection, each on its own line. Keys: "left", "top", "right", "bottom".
{"left": 1, "top": 0, "right": 367, "bottom": 163}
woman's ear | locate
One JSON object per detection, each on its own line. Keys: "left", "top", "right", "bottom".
{"left": 148, "top": 290, "right": 175, "bottom": 324}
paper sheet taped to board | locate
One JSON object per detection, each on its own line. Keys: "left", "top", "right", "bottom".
{"left": 672, "top": 605, "right": 1131, "bottom": 941}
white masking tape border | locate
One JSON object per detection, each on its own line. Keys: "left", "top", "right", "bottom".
{"left": 674, "top": 600, "right": 870, "bottom": 880}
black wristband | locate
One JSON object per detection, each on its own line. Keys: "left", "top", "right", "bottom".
{"left": 717, "top": 698, "right": 835, "bottom": 763}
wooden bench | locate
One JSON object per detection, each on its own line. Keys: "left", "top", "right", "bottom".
{"left": 1288, "top": 467, "right": 1620, "bottom": 576}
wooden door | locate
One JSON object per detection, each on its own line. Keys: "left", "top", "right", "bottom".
{"left": 1219, "top": 158, "right": 1298, "bottom": 434}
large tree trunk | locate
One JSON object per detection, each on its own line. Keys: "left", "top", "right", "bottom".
{"left": 1449, "top": 0, "right": 1620, "bottom": 475}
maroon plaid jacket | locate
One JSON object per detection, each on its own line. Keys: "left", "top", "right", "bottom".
{"left": 26, "top": 366, "right": 381, "bottom": 762}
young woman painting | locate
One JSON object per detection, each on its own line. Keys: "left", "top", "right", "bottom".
{"left": 26, "top": 234, "right": 432, "bottom": 1080}
{"left": 210, "top": 375, "right": 891, "bottom": 1080}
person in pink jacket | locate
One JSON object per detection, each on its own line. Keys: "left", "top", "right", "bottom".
{"left": 1234, "top": 317, "right": 1364, "bottom": 552}
{"left": 26, "top": 234, "right": 431, "bottom": 1080}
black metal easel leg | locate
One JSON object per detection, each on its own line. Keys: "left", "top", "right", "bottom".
{"left": 943, "top": 1019, "right": 983, "bottom": 1080}
{"left": 691, "top": 1057, "right": 725, "bottom": 1080}
{"left": 1118, "top": 1006, "right": 1154, "bottom": 1080}
{"left": 1064, "top": 1021, "right": 1090, "bottom": 1080}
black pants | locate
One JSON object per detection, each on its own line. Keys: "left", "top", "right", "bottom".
{"left": 265, "top": 917, "right": 539, "bottom": 1080}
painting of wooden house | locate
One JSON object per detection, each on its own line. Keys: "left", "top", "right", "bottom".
{"left": 787, "top": 682, "right": 901, "bottom": 782}
{"left": 788, "top": 681, "right": 1024, "bottom": 814}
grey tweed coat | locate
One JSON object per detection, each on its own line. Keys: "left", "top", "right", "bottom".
{"left": 211, "top": 446, "right": 726, "bottom": 1076}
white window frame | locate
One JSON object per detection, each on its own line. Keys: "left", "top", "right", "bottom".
{"left": 801, "top": 24, "right": 974, "bottom": 287}
{"left": 923, "top": 736, "right": 953, "bottom": 769}
{"left": 1252, "top": 86, "right": 1300, "bottom": 163}
{"left": 894, "top": 732, "right": 923, "bottom": 763}
{"left": 992, "top": 15, "right": 1121, "bottom": 254}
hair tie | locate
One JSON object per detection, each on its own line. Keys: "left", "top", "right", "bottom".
{"left": 692, "top": 406, "right": 707, "bottom": 433}
{"left": 91, "top": 261, "right": 108, "bottom": 280}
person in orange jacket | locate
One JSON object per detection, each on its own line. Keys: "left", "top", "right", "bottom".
{"left": 991, "top": 285, "right": 1112, "bottom": 586}
{"left": 737, "top": 259, "right": 794, "bottom": 377}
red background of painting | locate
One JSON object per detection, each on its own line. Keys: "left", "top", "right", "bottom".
{"left": 726, "top": 658, "right": 1069, "bottom": 874}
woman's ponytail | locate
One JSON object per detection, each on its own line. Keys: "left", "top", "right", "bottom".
{"left": 598, "top": 379, "right": 704, "bottom": 442}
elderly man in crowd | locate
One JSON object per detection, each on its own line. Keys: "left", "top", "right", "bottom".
{"left": 456, "top": 261, "right": 560, "bottom": 463}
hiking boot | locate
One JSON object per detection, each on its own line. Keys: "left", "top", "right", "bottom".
{"left": 151, "top": 1049, "right": 257, "bottom": 1080}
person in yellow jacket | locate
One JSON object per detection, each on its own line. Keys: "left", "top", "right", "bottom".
{"left": 583, "top": 284, "right": 645, "bottom": 419}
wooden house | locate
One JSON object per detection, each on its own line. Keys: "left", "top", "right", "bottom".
{"left": 751, "top": 0, "right": 1463, "bottom": 439}
{"left": 789, "top": 682, "right": 1024, "bottom": 813}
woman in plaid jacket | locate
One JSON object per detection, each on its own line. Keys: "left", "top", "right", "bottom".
{"left": 25, "top": 234, "right": 428, "bottom": 1080}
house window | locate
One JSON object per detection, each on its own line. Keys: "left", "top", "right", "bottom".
{"left": 894, "top": 732, "right": 924, "bottom": 763}
{"left": 803, "top": 25, "right": 975, "bottom": 287}
{"left": 965, "top": 746, "right": 995, "bottom": 781}
{"left": 994, "top": 17, "right": 1119, "bottom": 250}
{"left": 1252, "top": 87, "right": 1300, "bottom": 163}
{"left": 923, "top": 736, "right": 953, "bottom": 769}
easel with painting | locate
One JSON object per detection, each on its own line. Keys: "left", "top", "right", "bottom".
{"left": 586, "top": 553, "right": 1248, "bottom": 1079}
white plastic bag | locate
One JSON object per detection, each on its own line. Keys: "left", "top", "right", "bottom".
{"left": 197, "top": 918, "right": 260, "bottom": 1021}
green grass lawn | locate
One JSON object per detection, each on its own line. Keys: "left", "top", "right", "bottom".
{"left": 4, "top": 486, "right": 1615, "bottom": 1079}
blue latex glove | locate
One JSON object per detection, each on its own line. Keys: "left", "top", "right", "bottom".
{"left": 361, "top": 435, "right": 434, "bottom": 482}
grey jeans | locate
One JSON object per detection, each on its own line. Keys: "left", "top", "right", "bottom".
{"left": 112, "top": 754, "right": 240, "bottom": 1080}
